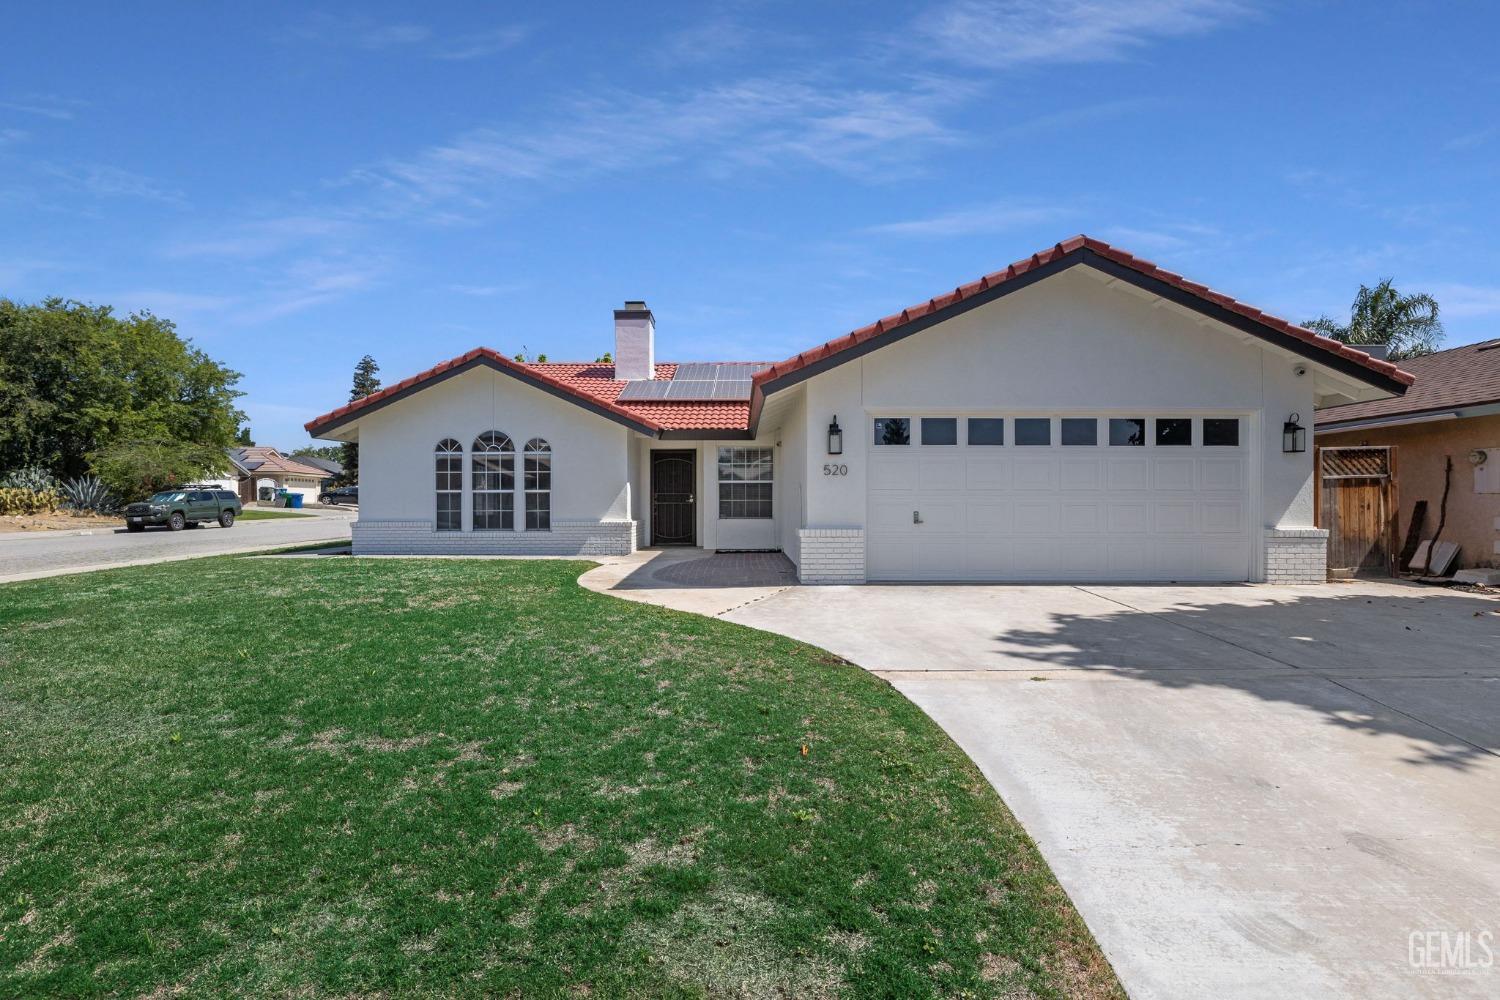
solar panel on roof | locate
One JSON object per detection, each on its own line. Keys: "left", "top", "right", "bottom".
{"left": 616, "top": 380, "right": 672, "bottom": 401}
{"left": 616, "top": 362, "right": 774, "bottom": 401}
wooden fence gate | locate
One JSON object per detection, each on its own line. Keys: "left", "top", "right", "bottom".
{"left": 1316, "top": 446, "right": 1398, "bottom": 577}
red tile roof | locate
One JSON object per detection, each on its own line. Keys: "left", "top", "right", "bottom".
{"left": 1317, "top": 339, "right": 1500, "bottom": 427}
{"left": 303, "top": 351, "right": 750, "bottom": 436}
{"left": 305, "top": 235, "right": 1413, "bottom": 438}
{"left": 522, "top": 362, "right": 750, "bottom": 429}
{"left": 751, "top": 235, "right": 1413, "bottom": 394}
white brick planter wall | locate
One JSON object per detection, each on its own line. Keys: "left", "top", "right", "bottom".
{"left": 798, "top": 528, "right": 865, "bottom": 584}
{"left": 352, "top": 519, "right": 636, "bottom": 557}
{"left": 1264, "top": 527, "right": 1328, "bottom": 584}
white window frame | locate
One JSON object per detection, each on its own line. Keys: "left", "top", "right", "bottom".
{"left": 717, "top": 446, "right": 773, "bottom": 519}
{"left": 524, "top": 438, "right": 551, "bottom": 531}
{"left": 471, "top": 431, "right": 515, "bottom": 530}
{"left": 435, "top": 438, "right": 462, "bottom": 531}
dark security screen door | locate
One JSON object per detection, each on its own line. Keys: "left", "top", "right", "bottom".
{"left": 651, "top": 450, "right": 696, "bottom": 545}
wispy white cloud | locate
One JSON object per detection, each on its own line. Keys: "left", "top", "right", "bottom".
{"left": 0, "top": 93, "right": 87, "bottom": 120}
{"left": 916, "top": 0, "right": 1255, "bottom": 68}
{"left": 1097, "top": 222, "right": 1222, "bottom": 253}
{"left": 108, "top": 290, "right": 242, "bottom": 316}
{"left": 0, "top": 128, "right": 27, "bottom": 145}
{"left": 355, "top": 23, "right": 432, "bottom": 49}
{"left": 432, "top": 26, "right": 530, "bottom": 61}
{"left": 283, "top": 14, "right": 527, "bottom": 60}
{"left": 350, "top": 74, "right": 970, "bottom": 218}
{"left": 165, "top": 214, "right": 358, "bottom": 259}
{"left": 236, "top": 257, "right": 387, "bottom": 323}
{"left": 1423, "top": 282, "right": 1500, "bottom": 319}
{"left": 40, "top": 163, "right": 186, "bottom": 206}
{"left": 446, "top": 282, "right": 525, "bottom": 297}
{"left": 657, "top": 17, "right": 757, "bottom": 67}
{"left": 1443, "top": 126, "right": 1496, "bottom": 153}
{"left": 863, "top": 200, "right": 1068, "bottom": 238}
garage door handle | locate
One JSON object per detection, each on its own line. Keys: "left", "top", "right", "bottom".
{"left": 913, "top": 510, "right": 922, "bottom": 525}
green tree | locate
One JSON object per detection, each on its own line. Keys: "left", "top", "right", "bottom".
{"left": 339, "top": 355, "right": 380, "bottom": 485}
{"left": 1305, "top": 279, "right": 1444, "bottom": 360}
{"left": 0, "top": 298, "right": 243, "bottom": 477}
{"left": 292, "top": 444, "right": 343, "bottom": 464}
{"left": 235, "top": 426, "right": 254, "bottom": 446}
{"left": 89, "top": 439, "right": 229, "bottom": 501}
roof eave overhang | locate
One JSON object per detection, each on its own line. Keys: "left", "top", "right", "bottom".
{"left": 305, "top": 354, "right": 663, "bottom": 439}
{"left": 747, "top": 248, "right": 1410, "bottom": 423}
{"left": 657, "top": 427, "right": 756, "bottom": 441}
{"left": 1316, "top": 397, "right": 1500, "bottom": 434}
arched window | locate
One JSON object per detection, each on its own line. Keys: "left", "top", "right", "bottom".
{"left": 435, "top": 438, "right": 462, "bottom": 531}
{"left": 472, "top": 431, "right": 514, "bottom": 530}
{"left": 524, "top": 438, "right": 551, "bottom": 531}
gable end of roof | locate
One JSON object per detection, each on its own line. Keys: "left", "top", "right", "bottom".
{"left": 304, "top": 349, "right": 664, "bottom": 438}
{"left": 749, "top": 236, "right": 1414, "bottom": 407}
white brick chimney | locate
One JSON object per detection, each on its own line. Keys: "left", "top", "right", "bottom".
{"left": 613, "top": 300, "right": 655, "bottom": 381}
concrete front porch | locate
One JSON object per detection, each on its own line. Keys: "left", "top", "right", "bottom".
{"left": 580, "top": 548, "right": 796, "bottom": 617}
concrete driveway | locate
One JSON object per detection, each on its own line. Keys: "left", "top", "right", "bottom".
{"left": 586, "top": 554, "right": 1500, "bottom": 999}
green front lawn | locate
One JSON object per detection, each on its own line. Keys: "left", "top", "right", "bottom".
{"left": 236, "top": 508, "right": 314, "bottom": 520}
{"left": 0, "top": 557, "right": 1120, "bottom": 999}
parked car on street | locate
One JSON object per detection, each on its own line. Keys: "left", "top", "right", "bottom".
{"left": 123, "top": 487, "right": 242, "bottom": 532}
{"left": 317, "top": 485, "right": 358, "bottom": 505}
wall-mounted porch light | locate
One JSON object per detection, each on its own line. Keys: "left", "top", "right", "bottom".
{"left": 828, "top": 416, "right": 843, "bottom": 455}
{"left": 1283, "top": 413, "right": 1306, "bottom": 453}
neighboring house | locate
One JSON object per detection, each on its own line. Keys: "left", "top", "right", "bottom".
{"left": 197, "top": 450, "right": 254, "bottom": 498}
{"left": 1317, "top": 338, "right": 1500, "bottom": 570}
{"left": 305, "top": 236, "right": 1411, "bottom": 584}
{"left": 291, "top": 453, "right": 345, "bottom": 487}
{"left": 226, "top": 446, "right": 329, "bottom": 504}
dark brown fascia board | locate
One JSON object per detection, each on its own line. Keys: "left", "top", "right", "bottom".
{"left": 750, "top": 247, "right": 1409, "bottom": 413}
{"left": 657, "top": 428, "right": 756, "bottom": 441}
{"left": 306, "top": 354, "right": 662, "bottom": 439}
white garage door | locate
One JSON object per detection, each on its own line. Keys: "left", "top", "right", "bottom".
{"left": 866, "top": 415, "right": 1253, "bottom": 582}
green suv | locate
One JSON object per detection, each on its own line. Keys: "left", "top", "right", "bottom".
{"left": 123, "top": 487, "right": 243, "bottom": 532}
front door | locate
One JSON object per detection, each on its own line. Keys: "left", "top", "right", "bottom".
{"left": 651, "top": 450, "right": 697, "bottom": 545}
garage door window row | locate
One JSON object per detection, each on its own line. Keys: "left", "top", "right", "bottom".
{"left": 873, "top": 416, "right": 1240, "bottom": 448}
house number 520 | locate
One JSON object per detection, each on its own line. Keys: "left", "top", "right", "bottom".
{"left": 822, "top": 463, "right": 848, "bottom": 476}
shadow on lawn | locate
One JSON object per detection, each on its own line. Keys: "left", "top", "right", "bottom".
{"left": 977, "top": 585, "right": 1500, "bottom": 770}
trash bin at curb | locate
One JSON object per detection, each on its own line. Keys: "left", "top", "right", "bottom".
{"left": 288, "top": 492, "right": 304, "bottom": 509}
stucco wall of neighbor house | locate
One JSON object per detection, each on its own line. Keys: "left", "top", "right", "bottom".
{"left": 792, "top": 266, "right": 1323, "bottom": 582}
{"left": 1318, "top": 412, "right": 1500, "bottom": 569}
{"left": 353, "top": 366, "right": 634, "bottom": 554}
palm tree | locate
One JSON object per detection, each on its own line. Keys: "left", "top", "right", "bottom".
{"left": 1305, "top": 279, "right": 1444, "bottom": 360}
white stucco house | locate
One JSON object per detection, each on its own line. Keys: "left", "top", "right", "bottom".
{"left": 306, "top": 236, "right": 1412, "bottom": 584}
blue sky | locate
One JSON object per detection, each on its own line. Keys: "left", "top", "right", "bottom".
{"left": 3, "top": 2, "right": 1498, "bottom": 448}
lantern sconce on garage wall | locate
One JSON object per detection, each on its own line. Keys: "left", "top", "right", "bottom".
{"left": 828, "top": 416, "right": 843, "bottom": 455}
{"left": 1283, "top": 413, "right": 1306, "bottom": 453}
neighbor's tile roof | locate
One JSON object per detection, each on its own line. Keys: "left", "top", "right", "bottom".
{"left": 235, "top": 446, "right": 329, "bottom": 478}
{"left": 751, "top": 235, "right": 1413, "bottom": 393}
{"left": 1317, "top": 339, "right": 1500, "bottom": 426}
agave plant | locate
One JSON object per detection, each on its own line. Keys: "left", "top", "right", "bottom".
{"left": 62, "top": 475, "right": 117, "bottom": 514}
{"left": 0, "top": 466, "right": 59, "bottom": 493}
